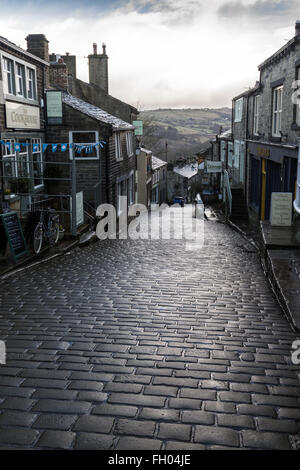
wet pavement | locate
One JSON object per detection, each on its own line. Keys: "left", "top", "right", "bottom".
{"left": 0, "top": 208, "right": 299, "bottom": 450}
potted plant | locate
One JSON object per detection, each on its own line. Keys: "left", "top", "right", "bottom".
{"left": 4, "top": 188, "right": 11, "bottom": 200}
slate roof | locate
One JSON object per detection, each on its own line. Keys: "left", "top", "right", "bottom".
{"left": 152, "top": 155, "right": 167, "bottom": 170}
{"left": 62, "top": 92, "right": 134, "bottom": 131}
{"left": 173, "top": 164, "right": 198, "bottom": 179}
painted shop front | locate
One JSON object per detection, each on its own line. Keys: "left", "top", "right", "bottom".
{"left": 248, "top": 141, "right": 298, "bottom": 221}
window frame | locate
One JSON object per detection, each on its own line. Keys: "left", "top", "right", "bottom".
{"left": 69, "top": 130, "right": 100, "bottom": 160}
{"left": 272, "top": 85, "right": 283, "bottom": 137}
{"left": 115, "top": 132, "right": 122, "bottom": 161}
{"left": 253, "top": 94, "right": 261, "bottom": 136}
{"left": 31, "top": 138, "right": 44, "bottom": 188}
{"left": 234, "top": 98, "right": 243, "bottom": 123}
{"left": 125, "top": 131, "right": 134, "bottom": 157}
{"left": 0, "top": 51, "right": 38, "bottom": 103}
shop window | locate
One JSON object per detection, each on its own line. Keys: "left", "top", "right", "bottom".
{"left": 2, "top": 139, "right": 16, "bottom": 180}
{"left": 32, "top": 138, "right": 43, "bottom": 187}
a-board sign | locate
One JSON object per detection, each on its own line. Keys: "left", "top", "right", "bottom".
{"left": 0, "top": 211, "right": 28, "bottom": 263}
{"left": 270, "top": 192, "right": 293, "bottom": 227}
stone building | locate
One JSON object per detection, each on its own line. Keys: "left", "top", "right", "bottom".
{"left": 49, "top": 43, "right": 137, "bottom": 124}
{"left": 219, "top": 21, "right": 300, "bottom": 223}
{"left": 0, "top": 34, "right": 49, "bottom": 215}
{"left": 151, "top": 155, "right": 167, "bottom": 204}
{"left": 167, "top": 163, "right": 199, "bottom": 203}
{"left": 22, "top": 34, "right": 137, "bottom": 232}
{"left": 136, "top": 148, "right": 152, "bottom": 209}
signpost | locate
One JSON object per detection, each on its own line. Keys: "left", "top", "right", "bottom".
{"left": 0, "top": 212, "right": 28, "bottom": 263}
{"left": 270, "top": 192, "right": 293, "bottom": 227}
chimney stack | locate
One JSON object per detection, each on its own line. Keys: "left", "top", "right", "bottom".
{"left": 26, "top": 34, "right": 49, "bottom": 62}
{"left": 88, "top": 42, "right": 109, "bottom": 93}
{"left": 296, "top": 20, "right": 300, "bottom": 36}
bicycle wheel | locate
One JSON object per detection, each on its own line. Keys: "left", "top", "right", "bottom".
{"left": 48, "top": 215, "right": 60, "bottom": 245}
{"left": 33, "top": 223, "right": 43, "bottom": 254}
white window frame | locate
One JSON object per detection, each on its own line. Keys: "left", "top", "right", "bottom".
{"left": 69, "top": 130, "right": 100, "bottom": 160}
{"left": 234, "top": 98, "right": 243, "bottom": 123}
{"left": 32, "top": 138, "right": 44, "bottom": 188}
{"left": 3, "top": 57, "right": 15, "bottom": 95}
{"left": 16, "top": 62, "right": 26, "bottom": 97}
{"left": 2, "top": 139, "right": 17, "bottom": 185}
{"left": 253, "top": 95, "right": 261, "bottom": 136}
{"left": 27, "top": 67, "right": 36, "bottom": 100}
{"left": 220, "top": 141, "right": 226, "bottom": 163}
{"left": 125, "top": 131, "right": 134, "bottom": 157}
{"left": 234, "top": 140, "right": 240, "bottom": 169}
{"left": 115, "top": 132, "right": 122, "bottom": 161}
{"left": 272, "top": 85, "right": 283, "bottom": 137}
{"left": 0, "top": 50, "right": 37, "bottom": 103}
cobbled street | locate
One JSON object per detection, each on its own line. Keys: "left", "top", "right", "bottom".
{"left": 0, "top": 212, "right": 300, "bottom": 450}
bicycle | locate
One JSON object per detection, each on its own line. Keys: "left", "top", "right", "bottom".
{"left": 33, "top": 208, "right": 60, "bottom": 254}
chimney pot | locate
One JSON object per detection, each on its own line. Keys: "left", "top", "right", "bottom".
{"left": 93, "top": 43, "right": 97, "bottom": 55}
{"left": 296, "top": 20, "right": 300, "bottom": 36}
{"left": 102, "top": 43, "right": 106, "bottom": 55}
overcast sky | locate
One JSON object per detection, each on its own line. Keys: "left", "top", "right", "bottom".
{"left": 0, "top": 0, "right": 299, "bottom": 109}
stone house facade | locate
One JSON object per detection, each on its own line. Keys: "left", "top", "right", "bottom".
{"left": 0, "top": 34, "right": 49, "bottom": 215}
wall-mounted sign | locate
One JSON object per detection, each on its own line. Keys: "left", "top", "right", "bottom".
{"left": 46, "top": 91, "right": 63, "bottom": 124}
{"left": 206, "top": 161, "right": 222, "bottom": 173}
{"left": 5, "top": 102, "right": 40, "bottom": 129}
{"left": 133, "top": 120, "right": 143, "bottom": 136}
{"left": 257, "top": 146, "right": 270, "bottom": 158}
{"left": 270, "top": 192, "right": 293, "bottom": 227}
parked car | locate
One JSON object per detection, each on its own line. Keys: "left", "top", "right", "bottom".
{"left": 173, "top": 196, "right": 185, "bottom": 207}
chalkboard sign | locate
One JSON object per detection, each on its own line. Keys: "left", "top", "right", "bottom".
{"left": 0, "top": 211, "right": 28, "bottom": 263}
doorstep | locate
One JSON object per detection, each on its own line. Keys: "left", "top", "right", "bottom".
{"left": 259, "top": 220, "right": 300, "bottom": 331}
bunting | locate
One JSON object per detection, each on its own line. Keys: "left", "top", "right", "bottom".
{"left": 0, "top": 141, "right": 107, "bottom": 153}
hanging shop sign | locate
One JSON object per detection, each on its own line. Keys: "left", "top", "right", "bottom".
{"left": 270, "top": 192, "right": 293, "bottom": 227}
{"left": 0, "top": 211, "right": 28, "bottom": 264}
{"left": 133, "top": 120, "right": 143, "bottom": 136}
{"left": 5, "top": 102, "right": 40, "bottom": 130}
{"left": 46, "top": 91, "right": 63, "bottom": 125}
{"left": 206, "top": 161, "right": 222, "bottom": 173}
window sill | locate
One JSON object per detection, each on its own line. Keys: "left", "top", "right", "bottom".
{"left": 5, "top": 95, "right": 39, "bottom": 107}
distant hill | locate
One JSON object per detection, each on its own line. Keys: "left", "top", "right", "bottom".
{"left": 139, "top": 108, "right": 231, "bottom": 162}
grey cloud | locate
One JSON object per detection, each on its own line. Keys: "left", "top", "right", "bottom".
{"left": 217, "top": 0, "right": 300, "bottom": 21}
